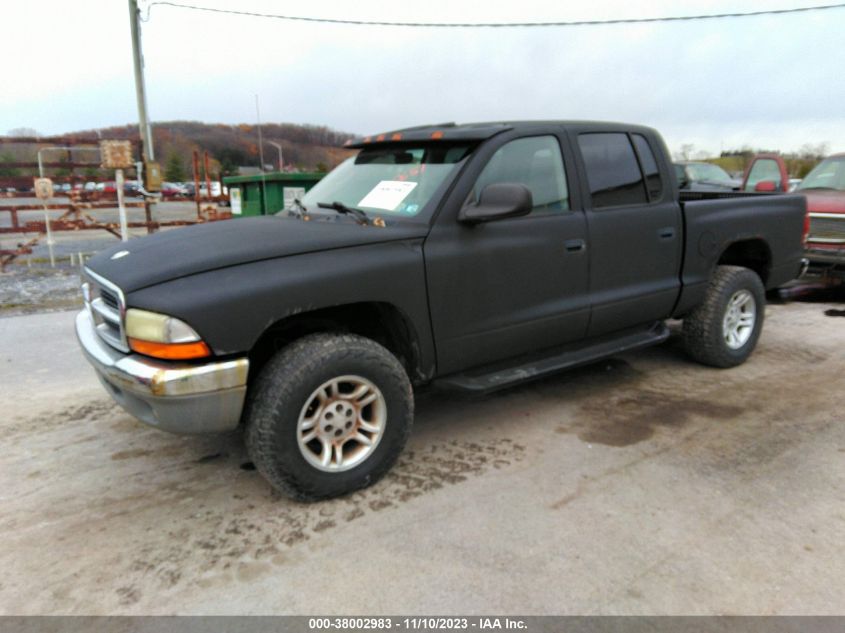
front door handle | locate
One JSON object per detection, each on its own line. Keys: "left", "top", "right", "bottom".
{"left": 658, "top": 227, "right": 676, "bottom": 240}
{"left": 564, "top": 239, "right": 586, "bottom": 252}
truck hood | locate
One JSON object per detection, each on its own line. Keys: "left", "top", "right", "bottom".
{"left": 799, "top": 189, "right": 845, "bottom": 214}
{"left": 85, "top": 215, "right": 429, "bottom": 292}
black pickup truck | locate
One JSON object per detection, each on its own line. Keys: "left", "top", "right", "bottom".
{"left": 76, "top": 121, "right": 807, "bottom": 500}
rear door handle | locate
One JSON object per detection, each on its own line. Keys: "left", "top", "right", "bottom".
{"left": 564, "top": 239, "right": 586, "bottom": 252}
{"left": 658, "top": 227, "right": 676, "bottom": 240}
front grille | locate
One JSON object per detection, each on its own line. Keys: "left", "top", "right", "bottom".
{"left": 83, "top": 269, "right": 129, "bottom": 352}
{"left": 99, "top": 288, "right": 119, "bottom": 310}
{"left": 808, "top": 213, "right": 845, "bottom": 244}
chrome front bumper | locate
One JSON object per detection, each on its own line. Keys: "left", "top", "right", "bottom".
{"left": 75, "top": 310, "right": 249, "bottom": 434}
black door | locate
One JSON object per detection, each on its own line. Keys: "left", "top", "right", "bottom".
{"left": 574, "top": 131, "right": 682, "bottom": 336}
{"left": 424, "top": 133, "right": 591, "bottom": 375}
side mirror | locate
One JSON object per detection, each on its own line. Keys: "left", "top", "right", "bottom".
{"left": 754, "top": 180, "right": 777, "bottom": 192}
{"left": 459, "top": 183, "right": 533, "bottom": 224}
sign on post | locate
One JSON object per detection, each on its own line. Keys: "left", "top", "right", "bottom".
{"left": 283, "top": 187, "right": 306, "bottom": 211}
{"left": 33, "top": 177, "right": 56, "bottom": 266}
{"left": 100, "top": 140, "right": 133, "bottom": 242}
{"left": 230, "top": 188, "right": 242, "bottom": 215}
{"left": 144, "top": 161, "right": 162, "bottom": 192}
{"left": 99, "top": 140, "right": 134, "bottom": 169}
{"left": 34, "top": 177, "right": 53, "bottom": 200}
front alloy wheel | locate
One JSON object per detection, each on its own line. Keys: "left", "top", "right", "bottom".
{"left": 297, "top": 375, "right": 387, "bottom": 472}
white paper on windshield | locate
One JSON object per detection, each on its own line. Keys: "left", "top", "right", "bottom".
{"left": 358, "top": 180, "right": 417, "bottom": 211}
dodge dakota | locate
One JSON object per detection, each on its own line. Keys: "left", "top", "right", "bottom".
{"left": 76, "top": 121, "right": 808, "bottom": 500}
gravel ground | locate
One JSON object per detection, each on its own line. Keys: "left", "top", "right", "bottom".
{"left": 0, "top": 200, "right": 205, "bottom": 315}
{"left": 0, "top": 266, "right": 83, "bottom": 315}
{"left": 1, "top": 297, "right": 844, "bottom": 615}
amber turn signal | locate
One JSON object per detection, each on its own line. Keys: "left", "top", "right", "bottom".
{"left": 128, "top": 338, "right": 211, "bottom": 360}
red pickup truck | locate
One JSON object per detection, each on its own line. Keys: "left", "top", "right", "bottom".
{"left": 742, "top": 154, "right": 845, "bottom": 280}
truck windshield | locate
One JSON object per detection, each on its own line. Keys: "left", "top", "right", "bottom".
{"left": 797, "top": 156, "right": 845, "bottom": 191}
{"left": 686, "top": 163, "right": 733, "bottom": 183}
{"left": 296, "top": 143, "right": 473, "bottom": 220}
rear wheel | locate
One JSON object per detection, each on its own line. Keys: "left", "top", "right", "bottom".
{"left": 682, "top": 265, "right": 765, "bottom": 368}
{"left": 245, "top": 333, "right": 413, "bottom": 501}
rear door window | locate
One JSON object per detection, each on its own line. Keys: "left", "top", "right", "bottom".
{"left": 578, "top": 133, "right": 647, "bottom": 208}
{"left": 632, "top": 134, "right": 663, "bottom": 200}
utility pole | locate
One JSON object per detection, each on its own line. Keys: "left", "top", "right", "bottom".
{"left": 128, "top": 0, "right": 154, "bottom": 163}
{"left": 128, "top": 0, "right": 155, "bottom": 228}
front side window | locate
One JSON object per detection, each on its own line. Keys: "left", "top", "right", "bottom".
{"left": 472, "top": 136, "right": 569, "bottom": 214}
{"left": 297, "top": 143, "right": 473, "bottom": 219}
{"left": 578, "top": 133, "right": 647, "bottom": 208}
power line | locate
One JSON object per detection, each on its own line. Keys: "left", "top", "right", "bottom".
{"left": 143, "top": 1, "right": 845, "bottom": 27}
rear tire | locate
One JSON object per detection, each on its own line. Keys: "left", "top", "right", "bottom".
{"left": 245, "top": 333, "right": 413, "bottom": 501}
{"left": 682, "top": 265, "right": 765, "bottom": 368}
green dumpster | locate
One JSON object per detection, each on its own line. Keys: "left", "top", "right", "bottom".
{"left": 223, "top": 172, "right": 325, "bottom": 217}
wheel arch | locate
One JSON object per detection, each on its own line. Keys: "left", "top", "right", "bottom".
{"left": 248, "top": 302, "right": 426, "bottom": 384}
{"left": 716, "top": 238, "right": 772, "bottom": 284}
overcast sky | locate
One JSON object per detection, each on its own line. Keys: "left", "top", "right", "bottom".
{"left": 2, "top": 0, "right": 844, "bottom": 157}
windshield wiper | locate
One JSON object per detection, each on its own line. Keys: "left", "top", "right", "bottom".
{"left": 797, "top": 186, "right": 837, "bottom": 191}
{"left": 317, "top": 201, "right": 371, "bottom": 225}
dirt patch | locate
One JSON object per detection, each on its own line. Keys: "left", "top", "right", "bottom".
{"left": 15, "top": 435, "right": 525, "bottom": 610}
{"left": 111, "top": 449, "right": 155, "bottom": 461}
{"left": 561, "top": 391, "right": 745, "bottom": 447}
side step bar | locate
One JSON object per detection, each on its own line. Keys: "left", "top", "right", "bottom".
{"left": 433, "top": 322, "right": 670, "bottom": 394}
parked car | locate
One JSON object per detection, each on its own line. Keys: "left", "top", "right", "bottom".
{"left": 742, "top": 153, "right": 844, "bottom": 279}
{"left": 76, "top": 120, "right": 807, "bottom": 500}
{"left": 199, "top": 181, "right": 226, "bottom": 197}
{"left": 123, "top": 180, "right": 141, "bottom": 197}
{"left": 95, "top": 181, "right": 117, "bottom": 193}
{"left": 84, "top": 182, "right": 97, "bottom": 191}
{"left": 160, "top": 182, "right": 187, "bottom": 199}
{"left": 675, "top": 161, "right": 742, "bottom": 191}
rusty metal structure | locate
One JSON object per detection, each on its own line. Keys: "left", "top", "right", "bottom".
{"left": 1, "top": 135, "right": 233, "bottom": 269}
{"left": 0, "top": 190, "right": 231, "bottom": 270}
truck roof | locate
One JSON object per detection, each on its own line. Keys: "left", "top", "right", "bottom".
{"left": 346, "top": 120, "right": 658, "bottom": 149}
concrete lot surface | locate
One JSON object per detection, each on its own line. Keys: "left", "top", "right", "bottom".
{"left": 0, "top": 302, "right": 843, "bottom": 615}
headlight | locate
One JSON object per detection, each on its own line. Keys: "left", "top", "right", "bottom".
{"left": 125, "top": 308, "right": 210, "bottom": 360}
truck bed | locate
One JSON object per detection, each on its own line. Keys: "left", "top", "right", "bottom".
{"left": 671, "top": 192, "right": 807, "bottom": 317}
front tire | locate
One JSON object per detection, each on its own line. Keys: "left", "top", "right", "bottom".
{"left": 245, "top": 333, "right": 413, "bottom": 501}
{"left": 682, "top": 265, "right": 766, "bottom": 368}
